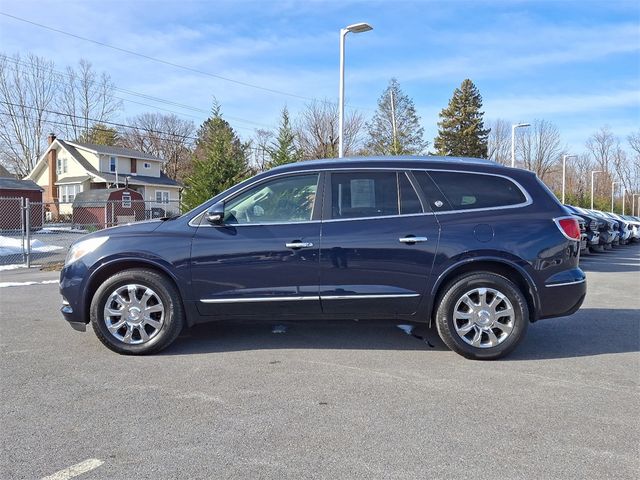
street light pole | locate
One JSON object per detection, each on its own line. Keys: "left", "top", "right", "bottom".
{"left": 611, "top": 181, "right": 618, "bottom": 213}
{"left": 622, "top": 187, "right": 626, "bottom": 215}
{"left": 338, "top": 22, "right": 372, "bottom": 158}
{"left": 633, "top": 194, "right": 640, "bottom": 216}
{"left": 590, "top": 170, "right": 602, "bottom": 210}
{"left": 562, "top": 154, "right": 576, "bottom": 204}
{"left": 511, "top": 123, "right": 530, "bottom": 168}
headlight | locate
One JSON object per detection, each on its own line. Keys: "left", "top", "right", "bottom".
{"left": 65, "top": 237, "right": 109, "bottom": 266}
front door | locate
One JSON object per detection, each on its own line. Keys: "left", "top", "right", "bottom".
{"left": 319, "top": 170, "right": 439, "bottom": 316}
{"left": 191, "top": 173, "right": 322, "bottom": 316}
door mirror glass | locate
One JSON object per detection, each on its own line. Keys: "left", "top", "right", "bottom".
{"left": 205, "top": 202, "right": 225, "bottom": 224}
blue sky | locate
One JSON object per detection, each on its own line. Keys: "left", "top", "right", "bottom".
{"left": 1, "top": 0, "right": 638, "bottom": 152}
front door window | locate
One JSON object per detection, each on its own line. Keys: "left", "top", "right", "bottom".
{"left": 224, "top": 174, "right": 319, "bottom": 224}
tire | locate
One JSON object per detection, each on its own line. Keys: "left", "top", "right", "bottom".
{"left": 90, "top": 268, "right": 185, "bottom": 355}
{"left": 435, "top": 272, "right": 529, "bottom": 360}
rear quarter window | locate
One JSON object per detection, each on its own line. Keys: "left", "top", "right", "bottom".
{"left": 427, "top": 171, "right": 527, "bottom": 210}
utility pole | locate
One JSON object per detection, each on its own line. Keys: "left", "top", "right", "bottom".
{"left": 390, "top": 88, "right": 398, "bottom": 155}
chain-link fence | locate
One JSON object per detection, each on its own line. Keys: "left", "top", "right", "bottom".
{"left": 0, "top": 198, "right": 181, "bottom": 268}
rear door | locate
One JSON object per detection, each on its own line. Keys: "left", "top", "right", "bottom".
{"left": 318, "top": 170, "right": 439, "bottom": 316}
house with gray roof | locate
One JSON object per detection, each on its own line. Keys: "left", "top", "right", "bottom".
{"left": 26, "top": 134, "right": 181, "bottom": 214}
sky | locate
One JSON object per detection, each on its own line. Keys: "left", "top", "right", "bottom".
{"left": 0, "top": 0, "right": 638, "bottom": 153}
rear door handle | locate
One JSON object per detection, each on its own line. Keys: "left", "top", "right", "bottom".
{"left": 399, "top": 236, "right": 428, "bottom": 244}
{"left": 285, "top": 241, "right": 314, "bottom": 249}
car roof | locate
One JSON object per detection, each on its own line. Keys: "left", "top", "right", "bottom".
{"left": 270, "top": 155, "right": 504, "bottom": 174}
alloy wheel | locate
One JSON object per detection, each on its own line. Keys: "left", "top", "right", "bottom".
{"left": 103, "top": 284, "right": 165, "bottom": 344}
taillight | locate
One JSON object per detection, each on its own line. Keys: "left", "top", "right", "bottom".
{"left": 554, "top": 217, "right": 581, "bottom": 241}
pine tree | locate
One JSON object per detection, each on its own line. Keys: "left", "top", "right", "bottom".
{"left": 365, "top": 79, "right": 428, "bottom": 155}
{"left": 77, "top": 123, "right": 119, "bottom": 145}
{"left": 434, "top": 79, "right": 490, "bottom": 158}
{"left": 267, "top": 107, "right": 302, "bottom": 168}
{"left": 181, "top": 103, "right": 250, "bottom": 211}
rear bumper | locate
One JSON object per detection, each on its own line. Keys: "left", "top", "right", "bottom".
{"left": 538, "top": 269, "right": 587, "bottom": 320}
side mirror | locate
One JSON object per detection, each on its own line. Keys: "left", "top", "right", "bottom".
{"left": 205, "top": 203, "right": 224, "bottom": 225}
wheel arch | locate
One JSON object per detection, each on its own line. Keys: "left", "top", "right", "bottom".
{"left": 428, "top": 257, "right": 540, "bottom": 325}
{"left": 83, "top": 257, "right": 192, "bottom": 326}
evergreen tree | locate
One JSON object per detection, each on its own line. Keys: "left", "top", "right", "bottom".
{"left": 182, "top": 103, "right": 250, "bottom": 211}
{"left": 366, "top": 79, "right": 428, "bottom": 155}
{"left": 434, "top": 79, "right": 490, "bottom": 158}
{"left": 267, "top": 107, "right": 302, "bottom": 168}
{"left": 77, "top": 123, "right": 119, "bottom": 145}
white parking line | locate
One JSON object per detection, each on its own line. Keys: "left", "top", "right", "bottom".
{"left": 0, "top": 280, "right": 58, "bottom": 288}
{"left": 41, "top": 459, "right": 104, "bottom": 480}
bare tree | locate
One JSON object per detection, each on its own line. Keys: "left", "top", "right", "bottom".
{"left": 0, "top": 53, "right": 57, "bottom": 176}
{"left": 120, "top": 112, "right": 195, "bottom": 181}
{"left": 249, "top": 128, "right": 274, "bottom": 173}
{"left": 294, "top": 100, "right": 364, "bottom": 159}
{"left": 516, "top": 119, "right": 564, "bottom": 180}
{"left": 486, "top": 119, "right": 511, "bottom": 166}
{"left": 585, "top": 126, "right": 617, "bottom": 174}
{"left": 55, "top": 59, "right": 121, "bottom": 142}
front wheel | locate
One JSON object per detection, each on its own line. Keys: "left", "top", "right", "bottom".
{"left": 435, "top": 272, "right": 529, "bottom": 360}
{"left": 90, "top": 268, "right": 185, "bottom": 355}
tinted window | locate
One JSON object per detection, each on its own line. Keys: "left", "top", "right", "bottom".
{"left": 399, "top": 173, "right": 423, "bottom": 214}
{"left": 331, "top": 172, "right": 398, "bottom": 219}
{"left": 427, "top": 171, "right": 527, "bottom": 210}
{"left": 412, "top": 171, "right": 451, "bottom": 211}
{"left": 224, "top": 174, "right": 318, "bottom": 224}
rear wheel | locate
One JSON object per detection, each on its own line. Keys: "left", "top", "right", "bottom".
{"left": 435, "top": 272, "right": 529, "bottom": 360}
{"left": 90, "top": 268, "right": 184, "bottom": 355}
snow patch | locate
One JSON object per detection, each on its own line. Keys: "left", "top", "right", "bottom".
{"left": 0, "top": 280, "right": 58, "bottom": 288}
{"left": 0, "top": 236, "right": 63, "bottom": 257}
{"left": 396, "top": 324, "right": 414, "bottom": 335}
{"left": 0, "top": 264, "right": 27, "bottom": 271}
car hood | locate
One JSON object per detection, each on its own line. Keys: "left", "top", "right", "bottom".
{"left": 79, "top": 219, "right": 164, "bottom": 242}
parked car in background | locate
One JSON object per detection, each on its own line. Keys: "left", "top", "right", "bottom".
{"left": 565, "top": 206, "right": 601, "bottom": 253}
{"left": 603, "top": 212, "right": 632, "bottom": 244}
{"left": 59, "top": 156, "right": 586, "bottom": 360}
{"left": 621, "top": 215, "right": 640, "bottom": 241}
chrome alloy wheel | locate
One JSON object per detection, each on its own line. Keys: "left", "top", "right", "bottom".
{"left": 452, "top": 287, "right": 515, "bottom": 348}
{"left": 103, "top": 284, "right": 165, "bottom": 344}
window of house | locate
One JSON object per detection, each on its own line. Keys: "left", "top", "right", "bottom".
{"left": 109, "top": 156, "right": 117, "bottom": 172}
{"left": 144, "top": 162, "right": 151, "bottom": 169}
{"left": 223, "top": 174, "right": 319, "bottom": 225}
{"left": 155, "top": 190, "right": 170, "bottom": 204}
{"left": 60, "top": 184, "right": 82, "bottom": 203}
{"left": 426, "top": 171, "right": 527, "bottom": 210}
{"left": 56, "top": 156, "right": 67, "bottom": 174}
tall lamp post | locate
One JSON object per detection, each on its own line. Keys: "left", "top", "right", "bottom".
{"left": 511, "top": 123, "right": 530, "bottom": 168}
{"left": 590, "top": 170, "right": 602, "bottom": 210}
{"left": 562, "top": 154, "right": 576, "bottom": 204}
{"left": 611, "top": 181, "right": 619, "bottom": 213}
{"left": 622, "top": 187, "right": 626, "bottom": 215}
{"left": 633, "top": 194, "right": 640, "bottom": 216}
{"left": 338, "top": 22, "right": 372, "bottom": 158}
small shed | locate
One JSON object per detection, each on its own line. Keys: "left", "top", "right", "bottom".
{"left": 0, "top": 177, "right": 44, "bottom": 230}
{"left": 72, "top": 188, "right": 144, "bottom": 228}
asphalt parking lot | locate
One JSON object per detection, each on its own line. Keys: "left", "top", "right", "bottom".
{"left": 1, "top": 246, "right": 639, "bottom": 479}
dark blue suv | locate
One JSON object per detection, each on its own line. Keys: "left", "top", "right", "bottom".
{"left": 60, "top": 157, "right": 586, "bottom": 359}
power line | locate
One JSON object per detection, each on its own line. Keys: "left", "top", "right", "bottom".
{"left": 0, "top": 12, "right": 374, "bottom": 113}
{"left": 0, "top": 54, "right": 276, "bottom": 130}
{"left": 0, "top": 109, "right": 270, "bottom": 154}
{"left": 0, "top": 12, "right": 314, "bottom": 101}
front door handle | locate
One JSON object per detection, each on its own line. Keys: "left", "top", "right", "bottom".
{"left": 399, "top": 236, "right": 428, "bottom": 244}
{"left": 285, "top": 241, "right": 314, "bottom": 249}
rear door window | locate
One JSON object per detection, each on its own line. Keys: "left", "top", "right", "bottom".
{"left": 329, "top": 171, "right": 425, "bottom": 219}
{"left": 426, "top": 171, "right": 527, "bottom": 210}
